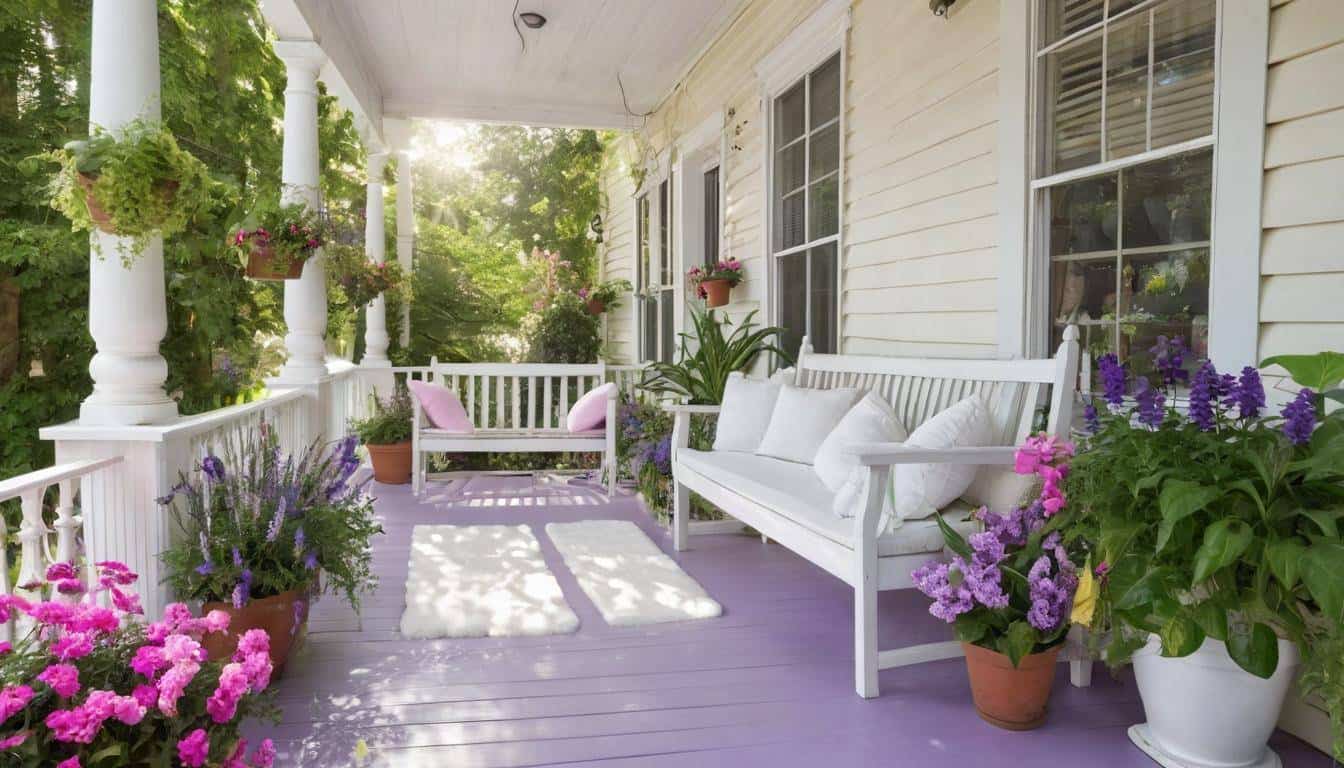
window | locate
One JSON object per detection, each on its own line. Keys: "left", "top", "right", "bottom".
{"left": 636, "top": 178, "right": 676, "bottom": 364}
{"left": 636, "top": 194, "right": 657, "bottom": 363}
{"left": 1033, "top": 0, "right": 1216, "bottom": 387}
{"left": 703, "top": 165, "right": 720, "bottom": 268}
{"left": 771, "top": 52, "right": 841, "bottom": 355}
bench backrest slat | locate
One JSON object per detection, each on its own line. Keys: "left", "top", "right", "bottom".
{"left": 427, "top": 362, "right": 607, "bottom": 432}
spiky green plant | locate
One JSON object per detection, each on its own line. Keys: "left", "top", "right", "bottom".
{"left": 637, "top": 307, "right": 791, "bottom": 405}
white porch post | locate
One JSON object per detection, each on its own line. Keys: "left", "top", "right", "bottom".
{"left": 395, "top": 151, "right": 414, "bottom": 347}
{"left": 361, "top": 152, "right": 391, "bottom": 367}
{"left": 79, "top": 0, "right": 177, "bottom": 426}
{"left": 272, "top": 41, "right": 329, "bottom": 386}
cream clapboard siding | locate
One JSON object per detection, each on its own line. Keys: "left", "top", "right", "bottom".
{"left": 1259, "top": 0, "right": 1344, "bottom": 363}
{"left": 599, "top": 0, "right": 1003, "bottom": 361}
{"left": 599, "top": 134, "right": 638, "bottom": 363}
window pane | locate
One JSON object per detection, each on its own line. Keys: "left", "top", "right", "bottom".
{"left": 1105, "top": 12, "right": 1149, "bottom": 160}
{"left": 1151, "top": 0, "right": 1216, "bottom": 149}
{"left": 1043, "top": 0, "right": 1102, "bottom": 48}
{"left": 809, "top": 243, "right": 838, "bottom": 354}
{"left": 775, "top": 81, "right": 805, "bottom": 145}
{"left": 809, "top": 54, "right": 841, "bottom": 127}
{"left": 659, "top": 178, "right": 672, "bottom": 284}
{"left": 1047, "top": 174, "right": 1117, "bottom": 257}
{"left": 776, "top": 142, "right": 806, "bottom": 195}
{"left": 704, "top": 167, "right": 720, "bottom": 267}
{"left": 1046, "top": 33, "right": 1104, "bottom": 173}
{"left": 636, "top": 195, "right": 648, "bottom": 290}
{"left": 642, "top": 297, "right": 658, "bottom": 363}
{"left": 660, "top": 289, "right": 675, "bottom": 363}
{"left": 1120, "top": 148, "right": 1212, "bottom": 249}
{"left": 1109, "top": 0, "right": 1146, "bottom": 17}
{"left": 1050, "top": 258, "right": 1115, "bottom": 328}
{"left": 809, "top": 175, "right": 839, "bottom": 241}
{"left": 1120, "top": 247, "right": 1210, "bottom": 380}
{"left": 777, "top": 251, "right": 807, "bottom": 358}
{"left": 809, "top": 122, "right": 840, "bottom": 179}
{"left": 778, "top": 190, "right": 806, "bottom": 251}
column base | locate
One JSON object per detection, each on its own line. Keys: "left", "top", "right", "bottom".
{"left": 79, "top": 398, "right": 178, "bottom": 426}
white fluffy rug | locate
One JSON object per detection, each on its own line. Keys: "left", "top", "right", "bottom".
{"left": 545, "top": 520, "right": 722, "bottom": 626}
{"left": 400, "top": 524, "right": 579, "bottom": 638}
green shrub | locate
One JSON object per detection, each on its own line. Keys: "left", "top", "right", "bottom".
{"left": 638, "top": 307, "right": 790, "bottom": 404}
{"left": 526, "top": 292, "right": 600, "bottom": 363}
{"left": 350, "top": 387, "right": 414, "bottom": 445}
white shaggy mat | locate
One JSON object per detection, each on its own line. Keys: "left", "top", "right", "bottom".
{"left": 400, "top": 524, "right": 579, "bottom": 638}
{"left": 545, "top": 520, "right": 722, "bottom": 626}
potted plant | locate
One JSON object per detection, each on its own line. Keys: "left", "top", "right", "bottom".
{"left": 687, "top": 259, "right": 743, "bottom": 308}
{"left": 325, "top": 241, "right": 405, "bottom": 310}
{"left": 159, "top": 423, "right": 382, "bottom": 673}
{"left": 0, "top": 561, "right": 278, "bottom": 767}
{"left": 351, "top": 387, "right": 415, "bottom": 484}
{"left": 1066, "top": 340, "right": 1344, "bottom": 765}
{"left": 226, "top": 200, "right": 324, "bottom": 280}
{"left": 39, "top": 118, "right": 216, "bottom": 263}
{"left": 911, "top": 434, "right": 1082, "bottom": 730}
{"left": 579, "top": 278, "right": 632, "bottom": 316}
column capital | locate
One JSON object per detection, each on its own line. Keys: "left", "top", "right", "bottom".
{"left": 367, "top": 151, "right": 390, "bottom": 182}
{"left": 273, "top": 40, "right": 326, "bottom": 75}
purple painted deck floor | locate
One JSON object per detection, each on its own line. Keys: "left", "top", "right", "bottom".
{"left": 249, "top": 474, "right": 1333, "bottom": 767}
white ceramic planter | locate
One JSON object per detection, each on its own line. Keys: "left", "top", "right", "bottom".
{"left": 1130, "top": 634, "right": 1300, "bottom": 768}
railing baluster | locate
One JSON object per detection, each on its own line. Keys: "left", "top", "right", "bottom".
{"left": 496, "top": 375, "right": 505, "bottom": 428}
{"left": 527, "top": 376, "right": 536, "bottom": 431}
{"left": 511, "top": 376, "right": 521, "bottom": 429}
{"left": 480, "top": 375, "right": 491, "bottom": 428}
{"left": 467, "top": 376, "right": 477, "bottom": 427}
{"left": 559, "top": 376, "right": 570, "bottom": 427}
{"left": 543, "top": 376, "right": 553, "bottom": 429}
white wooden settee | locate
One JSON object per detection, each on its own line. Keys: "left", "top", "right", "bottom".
{"left": 667, "top": 326, "right": 1085, "bottom": 698}
{"left": 412, "top": 361, "right": 617, "bottom": 496}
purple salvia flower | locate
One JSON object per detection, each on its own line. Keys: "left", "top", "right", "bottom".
{"left": 195, "top": 561, "right": 214, "bottom": 577}
{"left": 200, "top": 455, "right": 225, "bottom": 483}
{"left": 232, "top": 547, "right": 243, "bottom": 567}
{"left": 1097, "top": 353, "right": 1126, "bottom": 411}
{"left": 1231, "top": 366, "right": 1266, "bottom": 420}
{"left": 293, "top": 526, "right": 305, "bottom": 554}
{"left": 1134, "top": 377, "right": 1165, "bottom": 428}
{"left": 1282, "top": 388, "right": 1316, "bottom": 446}
{"left": 1149, "top": 335, "right": 1189, "bottom": 388}
{"left": 303, "top": 551, "right": 318, "bottom": 571}
{"left": 1188, "top": 362, "right": 1218, "bottom": 431}
{"left": 231, "top": 581, "right": 246, "bottom": 609}
{"left": 1083, "top": 401, "right": 1100, "bottom": 434}
{"left": 266, "top": 500, "right": 284, "bottom": 542}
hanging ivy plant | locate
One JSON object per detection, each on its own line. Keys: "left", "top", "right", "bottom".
{"left": 39, "top": 118, "right": 218, "bottom": 264}
{"left": 325, "top": 240, "right": 406, "bottom": 310}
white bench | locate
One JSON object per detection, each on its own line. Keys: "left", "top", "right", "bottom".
{"left": 667, "top": 327, "right": 1084, "bottom": 698}
{"left": 411, "top": 361, "right": 617, "bottom": 496}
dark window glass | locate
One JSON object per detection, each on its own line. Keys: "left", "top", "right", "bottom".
{"left": 704, "top": 166, "right": 720, "bottom": 267}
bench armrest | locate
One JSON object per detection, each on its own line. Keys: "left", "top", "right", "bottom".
{"left": 662, "top": 403, "right": 722, "bottom": 415}
{"left": 847, "top": 443, "right": 1018, "bottom": 467}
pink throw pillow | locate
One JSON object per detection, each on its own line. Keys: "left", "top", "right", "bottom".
{"left": 408, "top": 380, "right": 473, "bottom": 433}
{"left": 566, "top": 382, "right": 616, "bottom": 433}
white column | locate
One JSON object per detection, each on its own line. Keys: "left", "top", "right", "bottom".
{"left": 361, "top": 152, "right": 391, "bottom": 367}
{"left": 395, "top": 151, "right": 415, "bottom": 347}
{"left": 79, "top": 0, "right": 177, "bottom": 426}
{"left": 271, "top": 41, "right": 329, "bottom": 386}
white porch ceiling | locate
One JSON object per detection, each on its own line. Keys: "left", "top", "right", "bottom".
{"left": 264, "top": 0, "right": 745, "bottom": 139}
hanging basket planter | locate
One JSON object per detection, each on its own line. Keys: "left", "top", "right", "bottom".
{"left": 77, "top": 172, "right": 180, "bottom": 237}
{"left": 700, "top": 279, "right": 732, "bottom": 308}
{"left": 585, "top": 297, "right": 606, "bottom": 315}
{"left": 688, "top": 260, "right": 743, "bottom": 310}
{"left": 243, "top": 244, "right": 307, "bottom": 281}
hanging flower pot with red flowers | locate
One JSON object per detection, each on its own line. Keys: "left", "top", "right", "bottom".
{"left": 688, "top": 259, "right": 743, "bottom": 309}
{"left": 228, "top": 201, "right": 325, "bottom": 281}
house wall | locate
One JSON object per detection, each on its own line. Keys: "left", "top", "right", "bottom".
{"left": 1259, "top": 0, "right": 1344, "bottom": 367}
{"left": 600, "top": 134, "right": 639, "bottom": 364}
{"left": 598, "top": 0, "right": 1004, "bottom": 362}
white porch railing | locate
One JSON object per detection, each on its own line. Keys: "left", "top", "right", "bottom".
{"left": 606, "top": 363, "right": 647, "bottom": 397}
{"left": 0, "top": 455, "right": 123, "bottom": 642}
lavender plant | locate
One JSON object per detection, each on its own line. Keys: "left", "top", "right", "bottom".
{"left": 913, "top": 435, "right": 1083, "bottom": 668}
{"left": 1066, "top": 343, "right": 1344, "bottom": 759}
{"left": 159, "top": 422, "right": 383, "bottom": 612}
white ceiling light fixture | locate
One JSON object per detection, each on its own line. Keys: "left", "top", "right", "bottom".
{"left": 518, "top": 11, "right": 547, "bottom": 29}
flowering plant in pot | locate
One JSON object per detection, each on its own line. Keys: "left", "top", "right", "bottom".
{"left": 0, "top": 561, "right": 279, "bottom": 767}
{"left": 226, "top": 200, "right": 324, "bottom": 280}
{"left": 579, "top": 278, "right": 632, "bottom": 315}
{"left": 1066, "top": 339, "right": 1344, "bottom": 764}
{"left": 159, "top": 423, "right": 382, "bottom": 673}
{"left": 325, "top": 241, "right": 406, "bottom": 310}
{"left": 912, "top": 434, "right": 1083, "bottom": 730}
{"left": 38, "top": 117, "right": 217, "bottom": 264}
{"left": 687, "top": 259, "right": 743, "bottom": 308}
{"left": 350, "top": 387, "right": 415, "bottom": 484}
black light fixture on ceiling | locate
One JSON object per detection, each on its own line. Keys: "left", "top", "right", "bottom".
{"left": 518, "top": 11, "right": 547, "bottom": 29}
{"left": 929, "top": 0, "right": 956, "bottom": 18}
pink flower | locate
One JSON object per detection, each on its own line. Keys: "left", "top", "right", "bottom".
{"left": 163, "top": 603, "right": 193, "bottom": 630}
{"left": 130, "top": 645, "right": 167, "bottom": 678}
{"left": 44, "top": 705, "right": 103, "bottom": 744}
{"left": 0, "top": 595, "right": 29, "bottom": 623}
{"left": 96, "top": 560, "right": 137, "bottom": 586}
{"left": 0, "top": 731, "right": 28, "bottom": 749}
{"left": 178, "top": 728, "right": 210, "bottom": 767}
{"left": 110, "top": 586, "right": 142, "bottom": 615}
{"left": 38, "top": 664, "right": 81, "bottom": 698}
{"left": 131, "top": 684, "right": 157, "bottom": 708}
{"left": 46, "top": 561, "right": 79, "bottom": 582}
{"left": 156, "top": 659, "right": 200, "bottom": 716}
{"left": 203, "top": 609, "right": 231, "bottom": 634}
{"left": 27, "top": 600, "right": 74, "bottom": 628}
{"left": 0, "top": 642, "right": 10, "bottom": 655}
{"left": 57, "top": 757, "right": 81, "bottom": 768}
{"left": 206, "top": 663, "right": 250, "bottom": 723}
{"left": 50, "top": 632, "right": 93, "bottom": 661}
{"left": 251, "top": 738, "right": 277, "bottom": 768}
{"left": 0, "top": 685, "right": 33, "bottom": 721}
{"left": 235, "top": 628, "right": 270, "bottom": 659}
{"left": 224, "top": 739, "right": 249, "bottom": 768}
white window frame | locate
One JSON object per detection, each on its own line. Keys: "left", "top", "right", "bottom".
{"left": 636, "top": 168, "right": 679, "bottom": 364}
{"left": 1008, "top": 0, "right": 1266, "bottom": 369}
{"left": 756, "top": 0, "right": 850, "bottom": 356}
{"left": 674, "top": 110, "right": 727, "bottom": 343}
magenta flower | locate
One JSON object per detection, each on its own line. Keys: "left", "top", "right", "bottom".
{"left": 56, "top": 757, "right": 81, "bottom": 768}
{"left": 178, "top": 728, "right": 210, "bottom": 767}
{"left": 0, "top": 731, "right": 28, "bottom": 749}
{"left": 251, "top": 738, "right": 277, "bottom": 768}
{"left": 0, "top": 685, "right": 33, "bottom": 721}
{"left": 38, "top": 664, "right": 81, "bottom": 698}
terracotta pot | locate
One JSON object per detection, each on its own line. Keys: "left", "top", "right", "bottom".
{"left": 202, "top": 589, "right": 309, "bottom": 676}
{"left": 367, "top": 440, "right": 412, "bottom": 484}
{"left": 77, "top": 173, "right": 178, "bottom": 235}
{"left": 244, "top": 244, "right": 306, "bottom": 280}
{"left": 962, "top": 641, "right": 1061, "bottom": 730}
{"left": 701, "top": 278, "right": 731, "bottom": 308}
{"left": 585, "top": 298, "right": 606, "bottom": 315}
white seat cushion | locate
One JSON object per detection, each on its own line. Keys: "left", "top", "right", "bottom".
{"left": 713, "top": 373, "right": 782, "bottom": 453}
{"left": 756, "top": 385, "right": 860, "bottom": 464}
{"left": 678, "top": 449, "right": 976, "bottom": 557}
{"left": 813, "top": 393, "right": 908, "bottom": 491}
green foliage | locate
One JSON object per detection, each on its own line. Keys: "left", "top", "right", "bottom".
{"left": 160, "top": 425, "right": 382, "bottom": 612}
{"left": 585, "top": 278, "right": 632, "bottom": 311}
{"left": 36, "top": 117, "right": 221, "bottom": 262}
{"left": 639, "top": 308, "right": 791, "bottom": 405}
{"left": 225, "top": 199, "right": 324, "bottom": 273}
{"left": 614, "top": 393, "right": 719, "bottom": 522}
{"left": 326, "top": 240, "right": 405, "bottom": 311}
{"left": 526, "top": 292, "right": 600, "bottom": 363}
{"left": 350, "top": 387, "right": 413, "bottom": 446}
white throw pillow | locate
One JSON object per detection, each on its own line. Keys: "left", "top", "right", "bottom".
{"left": 712, "top": 372, "right": 782, "bottom": 453}
{"left": 755, "top": 385, "right": 860, "bottom": 465}
{"left": 813, "top": 393, "right": 908, "bottom": 492}
{"left": 892, "top": 395, "right": 993, "bottom": 522}
{"left": 831, "top": 466, "right": 897, "bottom": 533}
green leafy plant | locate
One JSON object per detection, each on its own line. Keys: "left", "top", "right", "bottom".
{"left": 325, "top": 240, "right": 405, "bottom": 311}
{"left": 226, "top": 199, "right": 324, "bottom": 276}
{"left": 1065, "top": 344, "right": 1344, "bottom": 759}
{"left": 159, "top": 424, "right": 382, "bottom": 612}
{"left": 638, "top": 307, "right": 790, "bottom": 404}
{"left": 39, "top": 118, "right": 218, "bottom": 263}
{"left": 526, "top": 291, "right": 600, "bottom": 363}
{"left": 614, "top": 392, "right": 719, "bottom": 522}
{"left": 580, "top": 278, "right": 632, "bottom": 312}
{"left": 686, "top": 258, "right": 744, "bottom": 299}
{"left": 350, "top": 387, "right": 413, "bottom": 446}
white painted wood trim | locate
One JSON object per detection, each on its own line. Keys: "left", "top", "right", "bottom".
{"left": 675, "top": 110, "right": 726, "bottom": 161}
{"left": 754, "top": 0, "right": 852, "bottom": 96}
{"left": 1208, "top": 0, "right": 1269, "bottom": 370}
{"left": 998, "top": 0, "right": 1033, "bottom": 359}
